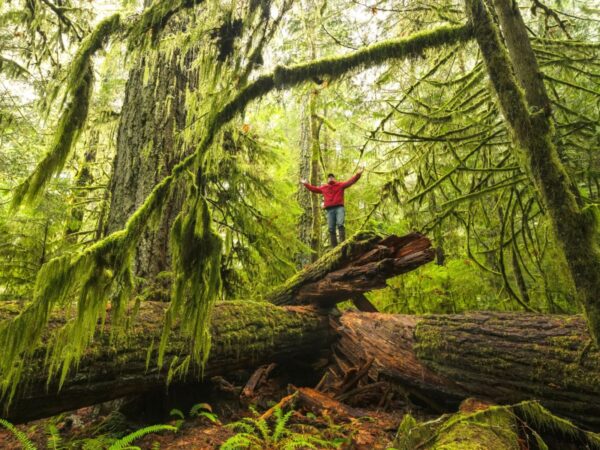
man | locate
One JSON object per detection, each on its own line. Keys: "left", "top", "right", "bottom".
{"left": 300, "top": 165, "right": 364, "bottom": 248}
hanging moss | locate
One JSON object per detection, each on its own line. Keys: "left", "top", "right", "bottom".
{"left": 126, "top": 0, "right": 205, "bottom": 49}
{"left": 61, "top": 14, "right": 122, "bottom": 107}
{"left": 159, "top": 187, "right": 222, "bottom": 369}
{"left": 11, "top": 66, "right": 93, "bottom": 207}
{"left": 11, "top": 14, "right": 122, "bottom": 208}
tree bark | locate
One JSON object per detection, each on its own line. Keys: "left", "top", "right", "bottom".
{"left": 334, "top": 311, "right": 600, "bottom": 428}
{"left": 105, "top": 46, "right": 191, "bottom": 287}
{"left": 466, "top": 0, "right": 600, "bottom": 341}
{"left": 297, "top": 93, "right": 315, "bottom": 269}
{"left": 1, "top": 301, "right": 330, "bottom": 423}
{"left": 267, "top": 231, "right": 435, "bottom": 307}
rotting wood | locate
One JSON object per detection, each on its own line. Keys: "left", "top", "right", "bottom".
{"left": 267, "top": 231, "right": 435, "bottom": 307}
{"left": 241, "top": 363, "right": 277, "bottom": 398}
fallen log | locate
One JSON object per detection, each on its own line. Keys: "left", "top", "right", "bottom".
{"left": 267, "top": 231, "right": 435, "bottom": 307}
{"left": 4, "top": 304, "right": 600, "bottom": 429}
{"left": 334, "top": 311, "right": 600, "bottom": 429}
{"left": 1, "top": 301, "right": 330, "bottom": 423}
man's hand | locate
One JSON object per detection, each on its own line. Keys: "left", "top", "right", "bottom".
{"left": 358, "top": 163, "right": 366, "bottom": 174}
{"left": 300, "top": 178, "right": 308, "bottom": 184}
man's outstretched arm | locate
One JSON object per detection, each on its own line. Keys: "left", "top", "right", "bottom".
{"left": 340, "top": 165, "right": 365, "bottom": 188}
{"left": 300, "top": 179, "right": 323, "bottom": 193}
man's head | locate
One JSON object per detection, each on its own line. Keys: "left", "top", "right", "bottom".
{"left": 327, "top": 173, "right": 336, "bottom": 183}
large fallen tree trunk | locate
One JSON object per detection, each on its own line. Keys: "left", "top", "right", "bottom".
{"left": 1, "top": 231, "right": 432, "bottom": 423}
{"left": 1, "top": 301, "right": 330, "bottom": 423}
{"left": 5, "top": 303, "right": 600, "bottom": 428}
{"left": 267, "top": 231, "right": 435, "bottom": 307}
{"left": 334, "top": 312, "right": 600, "bottom": 429}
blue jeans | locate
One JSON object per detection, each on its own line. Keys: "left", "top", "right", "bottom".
{"left": 326, "top": 206, "right": 345, "bottom": 232}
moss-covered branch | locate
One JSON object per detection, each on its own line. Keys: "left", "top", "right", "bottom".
{"left": 126, "top": 0, "right": 205, "bottom": 49}
{"left": 11, "top": 14, "right": 122, "bottom": 207}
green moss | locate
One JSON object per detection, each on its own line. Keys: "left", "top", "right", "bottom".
{"left": 395, "top": 405, "right": 519, "bottom": 450}
{"left": 395, "top": 401, "right": 600, "bottom": 450}
{"left": 11, "top": 14, "right": 121, "bottom": 208}
{"left": 126, "top": 0, "right": 204, "bottom": 49}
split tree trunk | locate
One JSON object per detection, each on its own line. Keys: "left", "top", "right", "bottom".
{"left": 1, "top": 301, "right": 329, "bottom": 423}
{"left": 334, "top": 311, "right": 600, "bottom": 429}
{"left": 466, "top": 0, "right": 600, "bottom": 341}
{"left": 267, "top": 231, "right": 435, "bottom": 307}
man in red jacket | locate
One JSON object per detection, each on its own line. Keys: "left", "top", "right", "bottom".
{"left": 300, "top": 165, "right": 364, "bottom": 248}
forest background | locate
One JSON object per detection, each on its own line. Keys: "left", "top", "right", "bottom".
{"left": 0, "top": 0, "right": 598, "bottom": 392}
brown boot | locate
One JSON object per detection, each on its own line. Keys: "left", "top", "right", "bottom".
{"left": 338, "top": 226, "right": 346, "bottom": 243}
{"left": 329, "top": 230, "right": 338, "bottom": 248}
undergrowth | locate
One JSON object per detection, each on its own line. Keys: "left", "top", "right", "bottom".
{"left": 221, "top": 406, "right": 344, "bottom": 450}
{"left": 0, "top": 417, "right": 176, "bottom": 450}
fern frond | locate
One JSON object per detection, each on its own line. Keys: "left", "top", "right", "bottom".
{"left": 45, "top": 423, "right": 62, "bottom": 450}
{"left": 272, "top": 408, "right": 294, "bottom": 442}
{"left": 107, "top": 424, "right": 177, "bottom": 450}
{"left": 219, "top": 432, "right": 259, "bottom": 450}
{"left": 0, "top": 418, "right": 37, "bottom": 450}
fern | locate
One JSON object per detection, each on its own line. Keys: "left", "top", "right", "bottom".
{"left": 221, "top": 406, "right": 339, "bottom": 450}
{"left": 45, "top": 424, "right": 62, "bottom": 450}
{"left": 190, "top": 402, "right": 220, "bottom": 423}
{"left": 107, "top": 424, "right": 177, "bottom": 450}
{"left": 220, "top": 433, "right": 258, "bottom": 450}
{"left": 0, "top": 418, "right": 37, "bottom": 450}
{"left": 272, "top": 407, "right": 294, "bottom": 442}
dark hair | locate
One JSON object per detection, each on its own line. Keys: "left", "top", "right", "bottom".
{"left": 327, "top": 173, "right": 335, "bottom": 178}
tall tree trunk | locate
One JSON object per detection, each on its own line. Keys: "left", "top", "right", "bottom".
{"left": 466, "top": 0, "right": 600, "bottom": 340}
{"left": 297, "top": 92, "right": 320, "bottom": 266}
{"left": 309, "top": 92, "right": 322, "bottom": 259}
{"left": 105, "top": 49, "right": 190, "bottom": 289}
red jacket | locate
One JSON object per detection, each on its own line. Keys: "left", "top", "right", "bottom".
{"left": 303, "top": 173, "right": 361, "bottom": 208}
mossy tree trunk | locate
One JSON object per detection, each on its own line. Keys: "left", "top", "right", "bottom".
{"left": 309, "top": 91, "right": 322, "bottom": 258}
{"left": 1, "top": 301, "right": 330, "bottom": 423}
{"left": 335, "top": 311, "right": 600, "bottom": 429}
{"left": 105, "top": 47, "right": 191, "bottom": 290}
{"left": 465, "top": 0, "right": 600, "bottom": 340}
{"left": 297, "top": 90, "right": 322, "bottom": 266}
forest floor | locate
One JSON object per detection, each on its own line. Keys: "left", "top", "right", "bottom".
{"left": 0, "top": 367, "right": 423, "bottom": 449}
